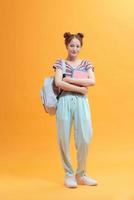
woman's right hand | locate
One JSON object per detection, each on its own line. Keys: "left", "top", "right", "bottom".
{"left": 80, "top": 86, "right": 88, "bottom": 95}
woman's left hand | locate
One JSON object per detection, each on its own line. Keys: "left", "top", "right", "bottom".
{"left": 63, "top": 77, "right": 71, "bottom": 82}
{"left": 63, "top": 76, "right": 82, "bottom": 86}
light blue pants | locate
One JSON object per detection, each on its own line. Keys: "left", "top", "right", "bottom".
{"left": 56, "top": 91, "right": 93, "bottom": 177}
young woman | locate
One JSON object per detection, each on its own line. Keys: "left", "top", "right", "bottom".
{"left": 53, "top": 32, "right": 98, "bottom": 188}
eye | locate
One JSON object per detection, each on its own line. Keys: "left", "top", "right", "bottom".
{"left": 70, "top": 44, "right": 80, "bottom": 48}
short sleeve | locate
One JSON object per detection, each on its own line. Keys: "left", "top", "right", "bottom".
{"left": 85, "top": 60, "right": 94, "bottom": 72}
{"left": 52, "top": 58, "right": 63, "bottom": 71}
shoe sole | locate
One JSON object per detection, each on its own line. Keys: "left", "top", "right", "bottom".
{"left": 64, "top": 183, "right": 78, "bottom": 188}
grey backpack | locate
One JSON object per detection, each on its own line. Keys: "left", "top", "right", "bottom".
{"left": 40, "top": 59, "right": 66, "bottom": 115}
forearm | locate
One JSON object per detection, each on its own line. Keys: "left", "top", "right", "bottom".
{"left": 56, "top": 80, "right": 84, "bottom": 93}
{"left": 64, "top": 77, "right": 95, "bottom": 87}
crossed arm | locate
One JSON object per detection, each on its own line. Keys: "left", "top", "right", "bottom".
{"left": 63, "top": 68, "right": 96, "bottom": 87}
{"left": 54, "top": 68, "right": 96, "bottom": 94}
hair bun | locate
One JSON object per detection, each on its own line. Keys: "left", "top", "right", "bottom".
{"left": 63, "top": 32, "right": 72, "bottom": 39}
{"left": 77, "top": 32, "right": 84, "bottom": 38}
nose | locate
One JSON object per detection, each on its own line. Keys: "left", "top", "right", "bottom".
{"left": 72, "top": 48, "right": 77, "bottom": 52}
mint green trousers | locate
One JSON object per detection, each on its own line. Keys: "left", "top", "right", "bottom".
{"left": 56, "top": 91, "right": 93, "bottom": 177}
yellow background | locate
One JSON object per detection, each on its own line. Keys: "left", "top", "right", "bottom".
{"left": 0, "top": 0, "right": 134, "bottom": 199}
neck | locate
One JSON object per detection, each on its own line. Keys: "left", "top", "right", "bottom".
{"left": 66, "top": 56, "right": 78, "bottom": 61}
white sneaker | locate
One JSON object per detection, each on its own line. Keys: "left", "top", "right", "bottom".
{"left": 64, "top": 175, "right": 78, "bottom": 188}
{"left": 75, "top": 174, "right": 98, "bottom": 186}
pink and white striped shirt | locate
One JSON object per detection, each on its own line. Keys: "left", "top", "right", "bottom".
{"left": 53, "top": 58, "right": 94, "bottom": 78}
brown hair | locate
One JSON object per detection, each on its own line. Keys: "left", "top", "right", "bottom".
{"left": 63, "top": 32, "right": 84, "bottom": 47}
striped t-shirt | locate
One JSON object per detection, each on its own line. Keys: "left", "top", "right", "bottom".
{"left": 53, "top": 58, "right": 94, "bottom": 77}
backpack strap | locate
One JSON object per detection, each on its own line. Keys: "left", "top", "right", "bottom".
{"left": 61, "top": 59, "right": 66, "bottom": 75}
{"left": 56, "top": 59, "right": 66, "bottom": 99}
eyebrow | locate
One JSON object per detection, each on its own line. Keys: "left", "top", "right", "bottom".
{"left": 70, "top": 44, "right": 80, "bottom": 46}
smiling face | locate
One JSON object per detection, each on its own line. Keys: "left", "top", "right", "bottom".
{"left": 66, "top": 37, "right": 81, "bottom": 59}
